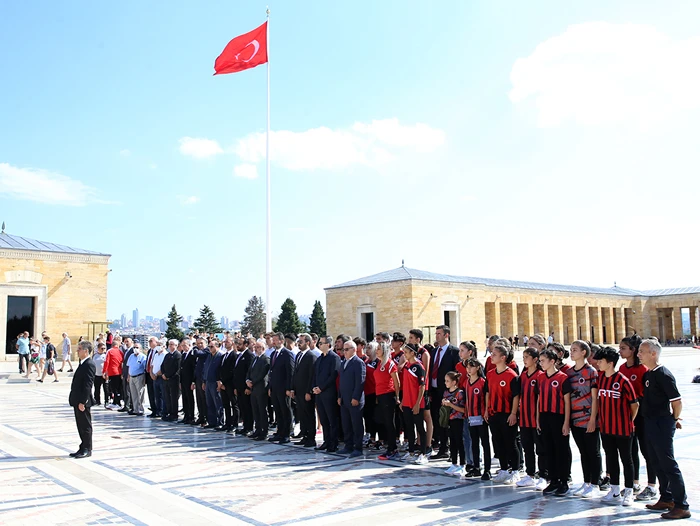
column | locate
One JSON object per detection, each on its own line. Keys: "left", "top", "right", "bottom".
{"left": 613, "top": 308, "right": 625, "bottom": 343}
{"left": 590, "top": 306, "right": 603, "bottom": 344}
{"left": 576, "top": 306, "right": 590, "bottom": 341}
{"left": 601, "top": 307, "right": 613, "bottom": 343}
{"left": 563, "top": 305, "right": 577, "bottom": 344}
{"left": 518, "top": 303, "right": 534, "bottom": 338}
{"left": 672, "top": 307, "right": 684, "bottom": 341}
{"left": 691, "top": 307, "right": 700, "bottom": 338}
{"left": 551, "top": 305, "right": 564, "bottom": 343}
{"left": 494, "top": 301, "right": 501, "bottom": 337}
{"left": 507, "top": 303, "right": 518, "bottom": 339}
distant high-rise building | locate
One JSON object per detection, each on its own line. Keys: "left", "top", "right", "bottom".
{"left": 120, "top": 314, "right": 127, "bottom": 328}
{"left": 132, "top": 308, "right": 139, "bottom": 328}
{"left": 220, "top": 316, "right": 229, "bottom": 329}
{"left": 187, "top": 315, "right": 193, "bottom": 324}
{"left": 146, "top": 316, "right": 154, "bottom": 323}
{"left": 159, "top": 319, "right": 167, "bottom": 333}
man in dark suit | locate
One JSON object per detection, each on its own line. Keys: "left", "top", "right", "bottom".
{"left": 119, "top": 338, "right": 134, "bottom": 412}
{"left": 233, "top": 337, "right": 255, "bottom": 435}
{"left": 69, "top": 341, "right": 96, "bottom": 458}
{"left": 268, "top": 332, "right": 295, "bottom": 444}
{"left": 247, "top": 339, "right": 270, "bottom": 440}
{"left": 203, "top": 339, "right": 224, "bottom": 428}
{"left": 312, "top": 335, "right": 341, "bottom": 452}
{"left": 338, "top": 340, "right": 366, "bottom": 458}
{"left": 292, "top": 333, "right": 318, "bottom": 447}
{"left": 179, "top": 338, "right": 197, "bottom": 424}
{"left": 193, "top": 338, "right": 209, "bottom": 425}
{"left": 161, "top": 338, "right": 182, "bottom": 421}
{"left": 429, "top": 324, "right": 460, "bottom": 458}
{"left": 217, "top": 338, "right": 238, "bottom": 431}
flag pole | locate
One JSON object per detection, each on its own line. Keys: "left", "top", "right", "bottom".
{"left": 265, "top": 6, "right": 272, "bottom": 332}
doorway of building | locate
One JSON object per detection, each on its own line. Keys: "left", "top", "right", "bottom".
{"left": 6, "top": 296, "right": 35, "bottom": 355}
{"left": 361, "top": 312, "right": 375, "bottom": 342}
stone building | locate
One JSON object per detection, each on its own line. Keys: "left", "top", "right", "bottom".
{"left": 325, "top": 266, "right": 700, "bottom": 346}
{"left": 0, "top": 230, "right": 110, "bottom": 360}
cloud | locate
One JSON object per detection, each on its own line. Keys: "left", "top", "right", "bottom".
{"left": 509, "top": 22, "right": 700, "bottom": 127}
{"left": 179, "top": 195, "right": 200, "bottom": 205}
{"left": 179, "top": 137, "right": 224, "bottom": 159}
{"left": 0, "top": 163, "right": 99, "bottom": 206}
{"left": 149, "top": 163, "right": 158, "bottom": 170}
{"left": 120, "top": 149, "right": 131, "bottom": 157}
{"left": 233, "top": 164, "right": 258, "bottom": 179}
{"left": 232, "top": 118, "right": 445, "bottom": 171}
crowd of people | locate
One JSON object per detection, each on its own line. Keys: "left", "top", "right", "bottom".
{"left": 62, "top": 326, "right": 690, "bottom": 520}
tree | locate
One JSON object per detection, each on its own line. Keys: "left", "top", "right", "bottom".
{"left": 274, "top": 298, "right": 305, "bottom": 335}
{"left": 309, "top": 300, "right": 327, "bottom": 336}
{"left": 241, "top": 295, "right": 266, "bottom": 337}
{"left": 193, "top": 305, "right": 223, "bottom": 334}
{"left": 164, "top": 304, "right": 185, "bottom": 341}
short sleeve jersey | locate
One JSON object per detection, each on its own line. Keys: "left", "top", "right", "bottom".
{"left": 619, "top": 362, "right": 648, "bottom": 400}
{"left": 374, "top": 359, "right": 397, "bottom": 396}
{"left": 538, "top": 370, "right": 572, "bottom": 415}
{"left": 642, "top": 365, "right": 681, "bottom": 418}
{"left": 363, "top": 357, "right": 378, "bottom": 395}
{"left": 598, "top": 371, "right": 637, "bottom": 436}
{"left": 519, "top": 368, "right": 544, "bottom": 428}
{"left": 401, "top": 361, "right": 425, "bottom": 409}
{"left": 567, "top": 364, "right": 598, "bottom": 428}
{"left": 455, "top": 361, "right": 468, "bottom": 391}
{"left": 443, "top": 388, "right": 465, "bottom": 420}
{"left": 466, "top": 376, "right": 486, "bottom": 418}
{"left": 485, "top": 367, "right": 520, "bottom": 415}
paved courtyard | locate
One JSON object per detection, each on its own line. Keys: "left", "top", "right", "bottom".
{"left": 1, "top": 349, "right": 699, "bottom": 525}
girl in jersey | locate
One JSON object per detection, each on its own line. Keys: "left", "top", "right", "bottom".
{"left": 442, "top": 371, "right": 466, "bottom": 476}
{"left": 528, "top": 334, "right": 546, "bottom": 352}
{"left": 567, "top": 340, "right": 601, "bottom": 498}
{"left": 466, "top": 358, "right": 491, "bottom": 480}
{"left": 401, "top": 344, "right": 429, "bottom": 465}
{"left": 363, "top": 341, "right": 380, "bottom": 449}
{"left": 516, "top": 347, "right": 547, "bottom": 489}
{"left": 375, "top": 341, "right": 401, "bottom": 461}
{"left": 548, "top": 342, "right": 570, "bottom": 373}
{"left": 619, "top": 334, "right": 656, "bottom": 501}
{"left": 596, "top": 346, "right": 638, "bottom": 507}
{"left": 537, "top": 349, "right": 572, "bottom": 497}
{"left": 457, "top": 341, "right": 477, "bottom": 470}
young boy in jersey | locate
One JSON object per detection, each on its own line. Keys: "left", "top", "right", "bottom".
{"left": 596, "top": 346, "right": 638, "bottom": 507}
{"left": 516, "top": 347, "right": 546, "bottom": 489}
{"left": 400, "top": 343, "right": 429, "bottom": 465}
{"left": 466, "top": 358, "right": 491, "bottom": 480}
{"left": 567, "top": 340, "right": 601, "bottom": 498}
{"left": 409, "top": 329, "right": 434, "bottom": 458}
{"left": 619, "top": 334, "right": 656, "bottom": 501}
{"left": 485, "top": 344, "right": 521, "bottom": 484}
{"left": 537, "top": 349, "right": 572, "bottom": 497}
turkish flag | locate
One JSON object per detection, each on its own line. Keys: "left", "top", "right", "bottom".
{"left": 214, "top": 22, "right": 268, "bottom": 75}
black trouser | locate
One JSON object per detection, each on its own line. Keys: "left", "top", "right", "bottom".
{"left": 631, "top": 413, "right": 656, "bottom": 484}
{"left": 539, "top": 412, "right": 571, "bottom": 484}
{"left": 377, "top": 393, "right": 397, "bottom": 453}
{"left": 108, "top": 375, "right": 122, "bottom": 406}
{"left": 393, "top": 394, "right": 403, "bottom": 442}
{"left": 221, "top": 383, "right": 237, "bottom": 429}
{"left": 268, "top": 397, "right": 275, "bottom": 425}
{"left": 181, "top": 380, "right": 195, "bottom": 421}
{"left": 601, "top": 434, "right": 634, "bottom": 489}
{"left": 164, "top": 377, "right": 180, "bottom": 419}
{"left": 74, "top": 406, "right": 93, "bottom": 451}
{"left": 146, "top": 374, "right": 156, "bottom": 413}
{"left": 469, "top": 424, "right": 491, "bottom": 472}
{"left": 341, "top": 402, "right": 364, "bottom": 451}
{"left": 449, "top": 419, "right": 466, "bottom": 465}
{"left": 571, "top": 426, "right": 601, "bottom": 484}
{"left": 489, "top": 412, "right": 520, "bottom": 471}
{"left": 429, "top": 387, "right": 448, "bottom": 452}
{"left": 295, "top": 393, "right": 316, "bottom": 440}
{"left": 403, "top": 407, "right": 426, "bottom": 455}
{"left": 363, "top": 393, "right": 377, "bottom": 441}
{"left": 520, "top": 426, "right": 545, "bottom": 477}
{"left": 251, "top": 387, "right": 269, "bottom": 436}
{"left": 93, "top": 375, "right": 107, "bottom": 405}
{"left": 316, "top": 391, "right": 339, "bottom": 447}
{"left": 238, "top": 389, "right": 253, "bottom": 432}
{"left": 270, "top": 389, "right": 292, "bottom": 438}
{"left": 195, "top": 378, "right": 207, "bottom": 423}
{"left": 645, "top": 416, "right": 689, "bottom": 509}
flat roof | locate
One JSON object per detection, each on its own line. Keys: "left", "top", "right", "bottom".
{"left": 0, "top": 232, "right": 110, "bottom": 256}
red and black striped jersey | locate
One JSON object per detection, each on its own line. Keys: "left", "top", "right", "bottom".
{"left": 598, "top": 371, "right": 637, "bottom": 437}
{"left": 559, "top": 363, "right": 570, "bottom": 374}
{"left": 619, "top": 362, "right": 648, "bottom": 400}
{"left": 485, "top": 367, "right": 520, "bottom": 415}
{"left": 538, "top": 370, "right": 572, "bottom": 415}
{"left": 401, "top": 361, "right": 425, "bottom": 409}
{"left": 466, "top": 376, "right": 486, "bottom": 418}
{"left": 455, "top": 361, "right": 468, "bottom": 391}
{"left": 519, "top": 368, "right": 544, "bottom": 428}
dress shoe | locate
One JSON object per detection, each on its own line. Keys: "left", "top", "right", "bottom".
{"left": 254, "top": 435, "right": 267, "bottom": 441}
{"left": 147, "top": 413, "right": 157, "bottom": 418}
{"left": 117, "top": 408, "right": 128, "bottom": 412}
{"left": 128, "top": 410, "right": 136, "bottom": 415}
{"left": 303, "top": 440, "right": 316, "bottom": 448}
{"left": 73, "top": 450, "right": 92, "bottom": 459}
{"left": 268, "top": 435, "right": 281, "bottom": 442}
{"left": 336, "top": 447, "right": 353, "bottom": 455}
{"left": 294, "top": 440, "right": 307, "bottom": 446}
{"left": 661, "top": 508, "right": 691, "bottom": 520}
{"left": 292, "top": 432, "right": 303, "bottom": 439}
{"left": 327, "top": 446, "right": 338, "bottom": 453}
{"left": 647, "top": 500, "right": 675, "bottom": 511}
{"left": 278, "top": 437, "right": 291, "bottom": 444}
{"left": 69, "top": 450, "right": 81, "bottom": 457}
{"left": 314, "top": 442, "right": 328, "bottom": 451}
{"left": 214, "top": 426, "right": 228, "bottom": 432}
{"left": 204, "top": 424, "right": 217, "bottom": 429}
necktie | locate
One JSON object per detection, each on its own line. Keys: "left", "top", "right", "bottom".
{"left": 271, "top": 350, "right": 278, "bottom": 367}
{"left": 251, "top": 356, "right": 258, "bottom": 369}
{"left": 432, "top": 347, "right": 442, "bottom": 380}
{"left": 146, "top": 350, "right": 154, "bottom": 373}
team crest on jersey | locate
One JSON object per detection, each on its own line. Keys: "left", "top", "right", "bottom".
{"left": 578, "top": 377, "right": 586, "bottom": 384}
{"left": 612, "top": 382, "right": 620, "bottom": 390}
{"left": 473, "top": 388, "right": 480, "bottom": 394}
{"left": 552, "top": 380, "right": 559, "bottom": 388}
{"left": 645, "top": 380, "right": 650, "bottom": 387}
{"left": 530, "top": 379, "right": 537, "bottom": 386}
{"left": 499, "top": 380, "right": 506, "bottom": 387}
{"left": 631, "top": 374, "right": 637, "bottom": 381}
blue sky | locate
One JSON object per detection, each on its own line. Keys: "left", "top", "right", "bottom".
{"left": 2, "top": 1, "right": 700, "bottom": 321}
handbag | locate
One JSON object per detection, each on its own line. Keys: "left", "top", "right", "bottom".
{"left": 47, "top": 360, "right": 55, "bottom": 375}
{"left": 439, "top": 405, "right": 451, "bottom": 428}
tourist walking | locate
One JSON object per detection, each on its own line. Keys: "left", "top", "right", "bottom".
{"left": 58, "top": 332, "right": 73, "bottom": 372}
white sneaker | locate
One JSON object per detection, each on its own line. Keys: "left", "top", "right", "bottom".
{"left": 399, "top": 452, "right": 412, "bottom": 462}
{"left": 493, "top": 470, "right": 509, "bottom": 482}
{"left": 454, "top": 466, "right": 466, "bottom": 477}
{"left": 504, "top": 471, "right": 521, "bottom": 484}
{"left": 445, "top": 464, "right": 460, "bottom": 475}
{"left": 621, "top": 488, "right": 633, "bottom": 507}
{"left": 414, "top": 454, "right": 429, "bottom": 465}
{"left": 581, "top": 485, "right": 596, "bottom": 499}
{"left": 535, "top": 477, "right": 548, "bottom": 490}
{"left": 601, "top": 489, "right": 621, "bottom": 504}
{"left": 573, "top": 483, "right": 588, "bottom": 496}
{"left": 516, "top": 475, "right": 535, "bottom": 487}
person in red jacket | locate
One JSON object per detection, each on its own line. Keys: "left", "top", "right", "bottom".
{"left": 103, "top": 343, "right": 124, "bottom": 409}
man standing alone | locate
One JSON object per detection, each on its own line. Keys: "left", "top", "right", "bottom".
{"left": 69, "top": 341, "right": 96, "bottom": 458}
